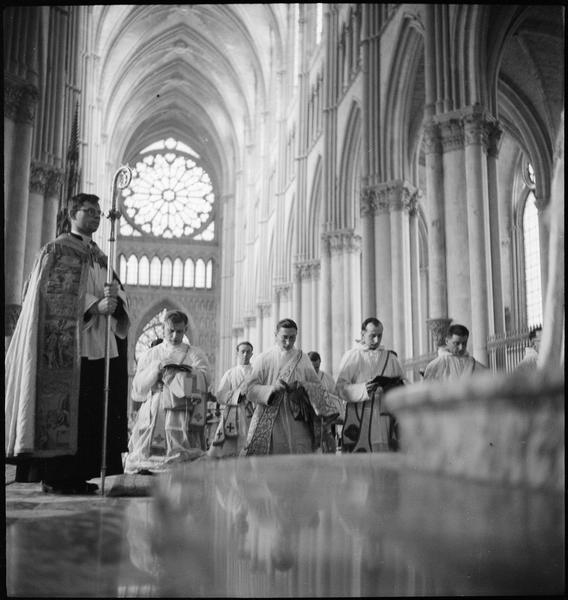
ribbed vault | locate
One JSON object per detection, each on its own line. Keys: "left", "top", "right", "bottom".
{"left": 89, "top": 4, "right": 285, "bottom": 194}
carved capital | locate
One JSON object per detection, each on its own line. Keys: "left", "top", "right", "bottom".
{"left": 4, "top": 76, "right": 39, "bottom": 124}
{"left": 29, "top": 162, "right": 49, "bottom": 194}
{"left": 463, "top": 111, "right": 489, "bottom": 148}
{"left": 374, "top": 183, "right": 396, "bottom": 214}
{"left": 426, "top": 317, "right": 453, "bottom": 348}
{"left": 486, "top": 121, "right": 504, "bottom": 158}
{"left": 275, "top": 283, "right": 292, "bottom": 300}
{"left": 295, "top": 259, "right": 321, "bottom": 281}
{"left": 45, "top": 167, "right": 65, "bottom": 197}
{"left": 327, "top": 229, "right": 361, "bottom": 254}
{"left": 374, "top": 180, "right": 419, "bottom": 213}
{"left": 360, "top": 187, "right": 376, "bottom": 217}
{"left": 5, "top": 304, "right": 22, "bottom": 337}
{"left": 243, "top": 315, "right": 256, "bottom": 327}
{"left": 257, "top": 302, "right": 272, "bottom": 317}
{"left": 422, "top": 121, "right": 442, "bottom": 155}
{"left": 401, "top": 184, "right": 420, "bottom": 215}
{"left": 232, "top": 326, "right": 245, "bottom": 337}
{"left": 312, "top": 261, "right": 321, "bottom": 280}
{"left": 439, "top": 119, "right": 464, "bottom": 153}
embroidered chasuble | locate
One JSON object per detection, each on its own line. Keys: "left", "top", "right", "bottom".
{"left": 5, "top": 233, "right": 129, "bottom": 461}
{"left": 241, "top": 346, "right": 336, "bottom": 456}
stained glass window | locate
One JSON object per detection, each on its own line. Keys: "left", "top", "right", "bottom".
{"left": 120, "top": 137, "right": 215, "bottom": 240}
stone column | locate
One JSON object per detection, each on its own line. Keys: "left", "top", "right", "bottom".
{"left": 256, "top": 304, "right": 264, "bottom": 353}
{"left": 42, "top": 167, "right": 64, "bottom": 245}
{"left": 535, "top": 194, "right": 550, "bottom": 316}
{"left": 463, "top": 106, "right": 491, "bottom": 365}
{"left": 276, "top": 284, "right": 292, "bottom": 323}
{"left": 343, "top": 231, "right": 362, "bottom": 350}
{"left": 4, "top": 78, "right": 39, "bottom": 335}
{"left": 360, "top": 187, "right": 376, "bottom": 316}
{"left": 232, "top": 327, "right": 244, "bottom": 361}
{"left": 419, "top": 265, "right": 429, "bottom": 351}
{"left": 329, "top": 231, "right": 346, "bottom": 372}
{"left": 220, "top": 192, "right": 236, "bottom": 372}
{"left": 259, "top": 302, "right": 272, "bottom": 352}
{"left": 243, "top": 316, "right": 255, "bottom": 349}
{"left": 439, "top": 115, "right": 471, "bottom": 327}
{"left": 538, "top": 111, "right": 564, "bottom": 371}
{"left": 311, "top": 262, "right": 320, "bottom": 353}
{"left": 293, "top": 268, "right": 302, "bottom": 344}
{"left": 297, "top": 262, "right": 312, "bottom": 350}
{"left": 373, "top": 187, "right": 393, "bottom": 348}
{"left": 486, "top": 122, "right": 505, "bottom": 334}
{"left": 272, "top": 289, "right": 281, "bottom": 330}
{"left": 389, "top": 190, "right": 406, "bottom": 358}
{"left": 423, "top": 120, "right": 448, "bottom": 323}
{"left": 408, "top": 193, "right": 423, "bottom": 357}
{"left": 319, "top": 235, "right": 332, "bottom": 372}
{"left": 23, "top": 162, "right": 48, "bottom": 283}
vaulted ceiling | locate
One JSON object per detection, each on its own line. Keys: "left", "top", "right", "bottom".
{"left": 91, "top": 4, "right": 287, "bottom": 194}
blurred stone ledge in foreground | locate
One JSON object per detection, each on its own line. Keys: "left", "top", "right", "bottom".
{"left": 385, "top": 369, "right": 564, "bottom": 492}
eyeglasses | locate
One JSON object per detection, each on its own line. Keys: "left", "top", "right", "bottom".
{"left": 77, "top": 208, "right": 103, "bottom": 217}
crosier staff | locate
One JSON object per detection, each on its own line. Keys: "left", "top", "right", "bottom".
{"left": 101, "top": 165, "right": 132, "bottom": 495}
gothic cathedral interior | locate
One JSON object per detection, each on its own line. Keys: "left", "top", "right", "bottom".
{"left": 4, "top": 4, "right": 564, "bottom": 401}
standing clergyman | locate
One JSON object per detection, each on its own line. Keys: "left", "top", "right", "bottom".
{"left": 5, "top": 193, "right": 130, "bottom": 494}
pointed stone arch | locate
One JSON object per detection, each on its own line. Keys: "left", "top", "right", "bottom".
{"left": 383, "top": 17, "right": 425, "bottom": 180}
{"left": 307, "top": 156, "right": 323, "bottom": 260}
{"left": 284, "top": 198, "right": 296, "bottom": 283}
{"left": 337, "top": 101, "right": 361, "bottom": 230}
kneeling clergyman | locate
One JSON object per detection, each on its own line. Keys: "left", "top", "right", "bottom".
{"left": 241, "top": 318, "right": 341, "bottom": 456}
{"left": 125, "top": 310, "right": 211, "bottom": 474}
{"left": 208, "top": 341, "right": 255, "bottom": 458}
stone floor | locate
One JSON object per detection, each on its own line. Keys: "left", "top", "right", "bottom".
{"left": 5, "top": 454, "right": 565, "bottom": 598}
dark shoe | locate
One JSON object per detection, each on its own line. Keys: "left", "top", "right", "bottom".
{"left": 75, "top": 481, "right": 99, "bottom": 494}
{"left": 42, "top": 480, "right": 98, "bottom": 495}
{"left": 136, "top": 469, "right": 155, "bottom": 476}
{"left": 42, "top": 481, "right": 72, "bottom": 495}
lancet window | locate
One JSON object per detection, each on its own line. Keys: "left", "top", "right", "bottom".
{"left": 119, "top": 254, "right": 214, "bottom": 290}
